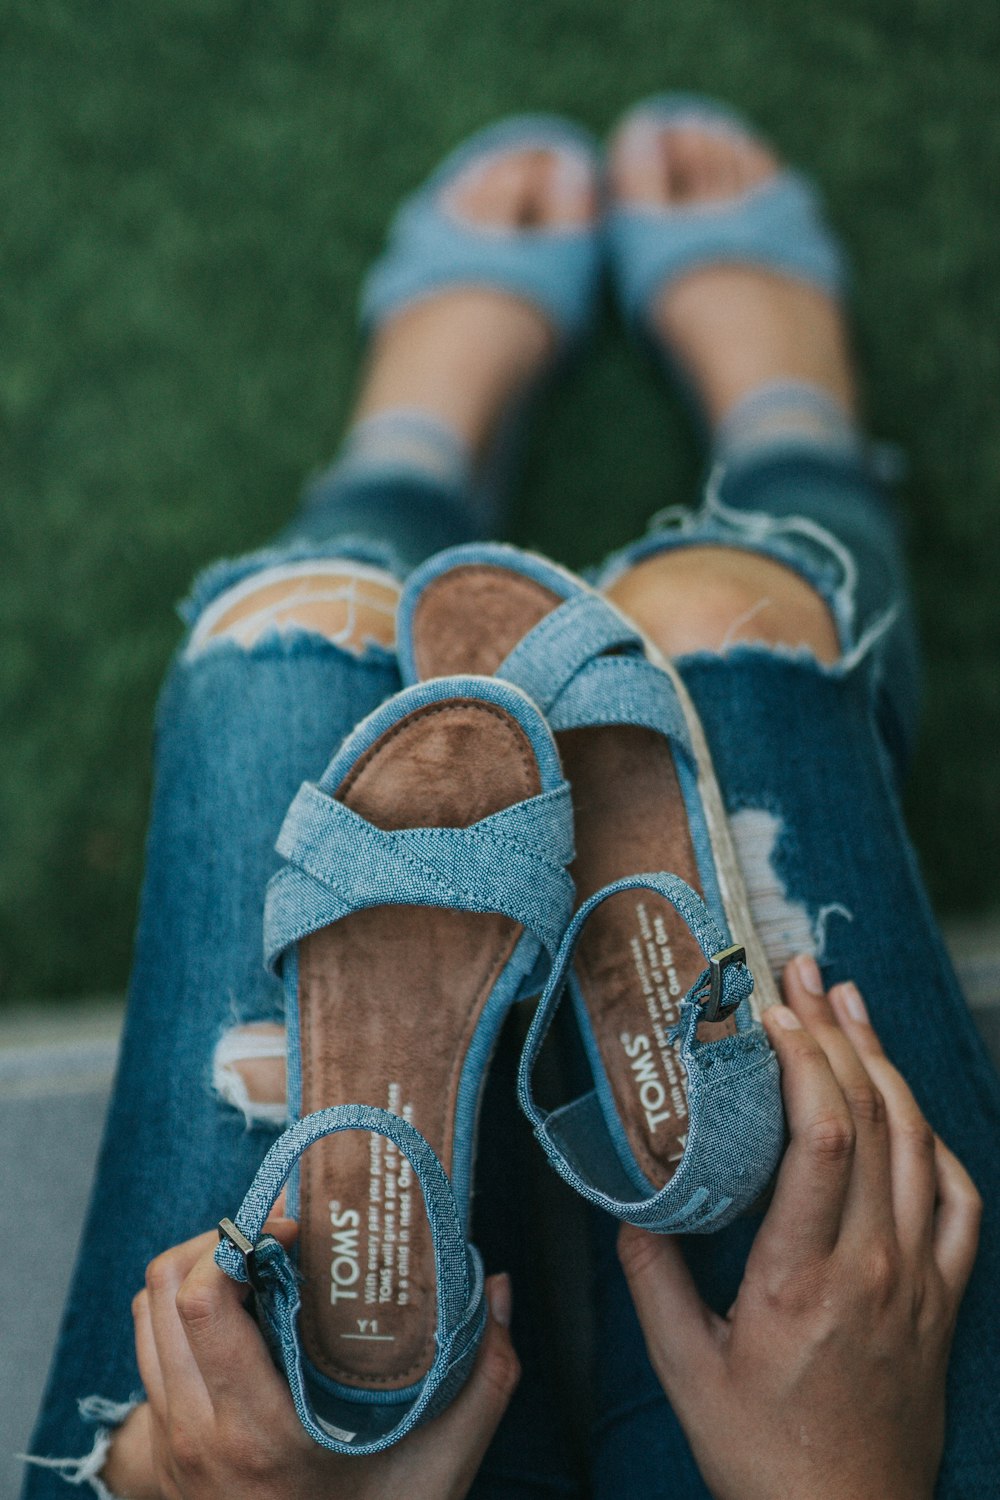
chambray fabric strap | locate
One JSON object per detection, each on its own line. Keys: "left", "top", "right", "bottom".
{"left": 495, "top": 593, "right": 696, "bottom": 763}
{"left": 612, "top": 169, "right": 847, "bottom": 331}
{"left": 359, "top": 116, "right": 601, "bottom": 344}
{"left": 545, "top": 655, "right": 695, "bottom": 761}
{"left": 216, "top": 1106, "right": 473, "bottom": 1297}
{"left": 264, "top": 781, "right": 575, "bottom": 970}
{"left": 518, "top": 872, "right": 754, "bottom": 1141}
{"left": 496, "top": 594, "right": 643, "bottom": 711}
{"left": 214, "top": 1105, "right": 486, "bottom": 1456}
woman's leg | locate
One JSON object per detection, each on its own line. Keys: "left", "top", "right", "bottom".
{"left": 588, "top": 120, "right": 999, "bottom": 1499}
{"left": 22, "top": 146, "right": 590, "bottom": 1499}
{"left": 20, "top": 546, "right": 401, "bottom": 1497}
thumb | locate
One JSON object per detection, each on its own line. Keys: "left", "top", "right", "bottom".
{"left": 617, "top": 1225, "right": 722, "bottom": 1392}
{"left": 410, "top": 1273, "right": 520, "bottom": 1497}
{"left": 448, "top": 1274, "right": 521, "bottom": 1441}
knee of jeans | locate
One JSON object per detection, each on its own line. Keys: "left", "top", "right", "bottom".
{"left": 183, "top": 555, "right": 401, "bottom": 659}
{"left": 605, "top": 544, "right": 843, "bottom": 665}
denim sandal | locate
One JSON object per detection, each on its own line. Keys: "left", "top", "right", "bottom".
{"left": 216, "top": 674, "right": 574, "bottom": 1452}
{"left": 398, "top": 543, "right": 784, "bottom": 1231}
{"left": 359, "top": 116, "right": 603, "bottom": 523}
{"left": 360, "top": 115, "right": 603, "bottom": 343}
{"left": 608, "top": 92, "right": 848, "bottom": 339}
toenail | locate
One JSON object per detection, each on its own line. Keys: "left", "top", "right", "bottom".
{"left": 622, "top": 120, "right": 663, "bottom": 161}
{"left": 550, "top": 151, "right": 592, "bottom": 203}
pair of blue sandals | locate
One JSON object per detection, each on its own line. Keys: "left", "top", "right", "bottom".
{"left": 214, "top": 95, "right": 847, "bottom": 1455}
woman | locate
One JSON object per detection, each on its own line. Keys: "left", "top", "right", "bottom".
{"left": 23, "top": 97, "right": 994, "bottom": 1499}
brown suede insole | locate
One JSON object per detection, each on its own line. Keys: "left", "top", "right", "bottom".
{"left": 412, "top": 566, "right": 735, "bottom": 1192}
{"left": 296, "top": 699, "right": 538, "bottom": 1390}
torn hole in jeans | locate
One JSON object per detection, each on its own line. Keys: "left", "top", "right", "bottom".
{"left": 19, "top": 1395, "right": 140, "bottom": 1499}
{"left": 213, "top": 1022, "right": 288, "bottom": 1128}
{"left": 729, "top": 806, "right": 853, "bottom": 980}
{"left": 184, "top": 558, "right": 401, "bottom": 659}
{"left": 598, "top": 468, "right": 900, "bottom": 670}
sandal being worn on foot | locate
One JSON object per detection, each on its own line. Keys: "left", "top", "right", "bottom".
{"left": 216, "top": 675, "right": 574, "bottom": 1453}
{"left": 398, "top": 543, "right": 784, "bottom": 1234}
{"left": 607, "top": 92, "right": 848, "bottom": 343}
{"left": 358, "top": 115, "right": 603, "bottom": 522}
{"left": 361, "top": 114, "right": 602, "bottom": 343}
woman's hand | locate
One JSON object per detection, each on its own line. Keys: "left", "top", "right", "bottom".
{"left": 618, "top": 956, "right": 982, "bottom": 1500}
{"left": 104, "top": 1220, "right": 519, "bottom": 1500}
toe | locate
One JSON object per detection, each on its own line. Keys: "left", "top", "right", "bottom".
{"left": 447, "top": 146, "right": 595, "bottom": 231}
{"left": 693, "top": 131, "right": 734, "bottom": 200}
{"left": 743, "top": 138, "right": 781, "bottom": 189}
{"left": 711, "top": 133, "right": 744, "bottom": 198}
{"left": 666, "top": 127, "right": 710, "bottom": 204}
{"left": 521, "top": 149, "right": 554, "bottom": 228}
{"left": 613, "top": 115, "right": 783, "bottom": 208}
{"left": 680, "top": 125, "right": 780, "bottom": 201}
{"left": 449, "top": 151, "right": 536, "bottom": 228}
{"left": 610, "top": 118, "right": 671, "bottom": 206}
{"left": 541, "top": 148, "right": 598, "bottom": 226}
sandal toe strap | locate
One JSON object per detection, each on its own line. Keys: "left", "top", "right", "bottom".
{"left": 544, "top": 654, "right": 694, "bottom": 759}
{"left": 264, "top": 780, "right": 576, "bottom": 970}
{"left": 361, "top": 197, "right": 602, "bottom": 341}
{"left": 496, "top": 593, "right": 695, "bottom": 758}
{"left": 496, "top": 592, "right": 643, "bottom": 708}
{"left": 612, "top": 169, "right": 847, "bottom": 333}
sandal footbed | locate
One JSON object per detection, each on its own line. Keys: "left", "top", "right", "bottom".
{"left": 411, "top": 567, "right": 736, "bottom": 1191}
{"left": 296, "top": 698, "right": 538, "bottom": 1388}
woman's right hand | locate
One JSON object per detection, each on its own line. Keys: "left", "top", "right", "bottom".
{"left": 618, "top": 957, "right": 982, "bottom": 1500}
{"left": 103, "top": 1222, "right": 519, "bottom": 1500}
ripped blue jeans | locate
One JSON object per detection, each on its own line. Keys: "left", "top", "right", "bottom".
{"left": 22, "top": 446, "right": 1000, "bottom": 1498}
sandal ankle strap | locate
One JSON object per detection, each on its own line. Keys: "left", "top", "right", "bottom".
{"left": 216, "top": 1105, "right": 485, "bottom": 1456}
{"left": 516, "top": 873, "right": 781, "bottom": 1234}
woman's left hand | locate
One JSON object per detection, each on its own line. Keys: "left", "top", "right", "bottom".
{"left": 617, "top": 961, "right": 982, "bottom": 1500}
{"left": 104, "top": 1221, "right": 519, "bottom": 1500}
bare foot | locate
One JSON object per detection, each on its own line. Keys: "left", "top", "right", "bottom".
{"left": 353, "top": 148, "right": 597, "bottom": 464}
{"left": 609, "top": 115, "right": 857, "bottom": 427}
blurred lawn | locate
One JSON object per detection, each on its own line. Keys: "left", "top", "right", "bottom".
{"left": 2, "top": 0, "right": 998, "bottom": 1002}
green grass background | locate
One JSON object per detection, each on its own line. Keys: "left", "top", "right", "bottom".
{"left": 2, "top": 0, "right": 998, "bottom": 1003}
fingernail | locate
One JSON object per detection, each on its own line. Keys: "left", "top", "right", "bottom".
{"left": 831, "top": 981, "right": 869, "bottom": 1024}
{"left": 770, "top": 1004, "right": 802, "bottom": 1030}
{"left": 794, "top": 954, "right": 825, "bottom": 995}
{"left": 489, "top": 1273, "right": 513, "bottom": 1329}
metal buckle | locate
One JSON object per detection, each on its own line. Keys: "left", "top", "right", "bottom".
{"left": 702, "top": 944, "right": 747, "bottom": 1023}
{"left": 218, "top": 1217, "right": 263, "bottom": 1293}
